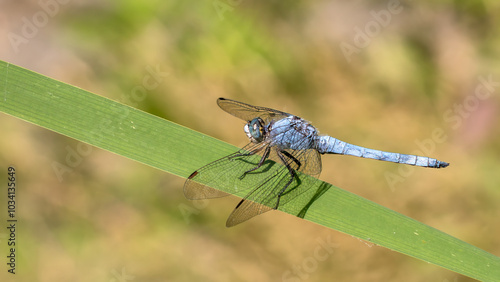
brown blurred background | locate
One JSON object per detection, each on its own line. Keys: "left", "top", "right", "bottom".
{"left": 0, "top": 1, "right": 499, "bottom": 281}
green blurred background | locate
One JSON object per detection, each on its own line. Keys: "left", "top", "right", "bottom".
{"left": 1, "top": 1, "right": 499, "bottom": 281}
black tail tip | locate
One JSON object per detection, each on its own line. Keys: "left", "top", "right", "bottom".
{"left": 437, "top": 161, "right": 450, "bottom": 168}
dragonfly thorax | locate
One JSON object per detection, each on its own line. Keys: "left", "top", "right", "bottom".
{"left": 244, "top": 117, "right": 267, "bottom": 143}
{"left": 268, "top": 116, "right": 318, "bottom": 150}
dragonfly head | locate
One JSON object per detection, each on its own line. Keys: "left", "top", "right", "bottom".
{"left": 244, "top": 118, "right": 266, "bottom": 143}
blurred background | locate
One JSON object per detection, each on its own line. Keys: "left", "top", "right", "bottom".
{"left": 1, "top": 0, "right": 499, "bottom": 281}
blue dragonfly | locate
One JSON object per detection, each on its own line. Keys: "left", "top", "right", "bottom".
{"left": 184, "top": 98, "right": 449, "bottom": 227}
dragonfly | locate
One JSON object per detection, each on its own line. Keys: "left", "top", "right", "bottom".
{"left": 184, "top": 98, "right": 449, "bottom": 227}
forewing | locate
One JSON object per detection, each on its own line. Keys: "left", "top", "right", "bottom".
{"left": 217, "top": 98, "right": 291, "bottom": 123}
{"left": 184, "top": 171, "right": 230, "bottom": 199}
{"left": 225, "top": 149, "right": 292, "bottom": 227}
{"left": 183, "top": 142, "right": 269, "bottom": 200}
{"left": 225, "top": 147, "right": 322, "bottom": 227}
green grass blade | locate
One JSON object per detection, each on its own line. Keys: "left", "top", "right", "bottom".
{"left": 1, "top": 60, "right": 499, "bottom": 281}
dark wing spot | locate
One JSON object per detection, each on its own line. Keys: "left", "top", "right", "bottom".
{"left": 188, "top": 171, "right": 199, "bottom": 179}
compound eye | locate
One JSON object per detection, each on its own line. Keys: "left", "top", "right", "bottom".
{"left": 248, "top": 118, "right": 264, "bottom": 142}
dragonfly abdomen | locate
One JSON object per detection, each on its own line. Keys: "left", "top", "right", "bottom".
{"left": 316, "top": 136, "right": 449, "bottom": 168}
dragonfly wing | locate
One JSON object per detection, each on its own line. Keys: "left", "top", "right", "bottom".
{"left": 217, "top": 97, "right": 291, "bottom": 123}
{"left": 225, "top": 147, "right": 322, "bottom": 227}
{"left": 183, "top": 142, "right": 269, "bottom": 200}
{"left": 224, "top": 149, "right": 293, "bottom": 227}
{"left": 283, "top": 148, "right": 322, "bottom": 177}
{"left": 226, "top": 199, "right": 273, "bottom": 227}
{"left": 184, "top": 172, "right": 230, "bottom": 199}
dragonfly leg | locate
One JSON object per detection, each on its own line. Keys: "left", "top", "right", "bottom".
{"left": 281, "top": 150, "right": 301, "bottom": 169}
{"left": 230, "top": 149, "right": 257, "bottom": 159}
{"left": 238, "top": 146, "right": 271, "bottom": 180}
{"left": 274, "top": 150, "right": 301, "bottom": 209}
